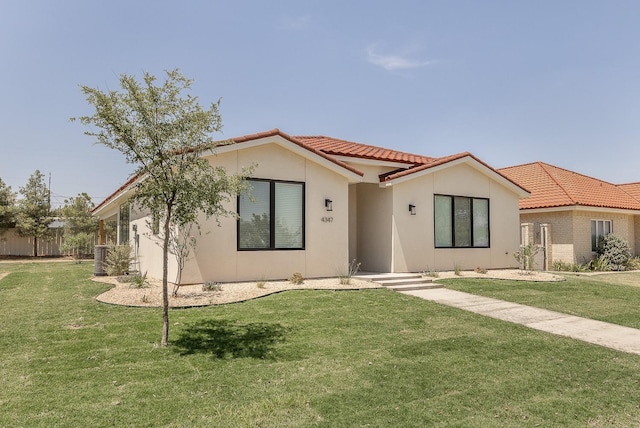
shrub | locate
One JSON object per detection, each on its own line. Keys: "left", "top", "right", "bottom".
{"left": 596, "top": 233, "right": 631, "bottom": 271}
{"left": 104, "top": 245, "right": 133, "bottom": 276}
{"left": 202, "top": 281, "right": 223, "bottom": 292}
{"left": 117, "top": 271, "right": 148, "bottom": 287}
{"left": 474, "top": 267, "right": 488, "bottom": 274}
{"left": 627, "top": 256, "right": 640, "bottom": 271}
{"left": 514, "top": 242, "right": 540, "bottom": 271}
{"left": 588, "top": 255, "right": 610, "bottom": 272}
{"left": 61, "top": 232, "right": 95, "bottom": 260}
{"left": 289, "top": 272, "right": 304, "bottom": 285}
{"left": 422, "top": 268, "right": 440, "bottom": 278}
{"left": 339, "top": 259, "right": 361, "bottom": 285}
{"left": 550, "top": 260, "right": 588, "bottom": 272}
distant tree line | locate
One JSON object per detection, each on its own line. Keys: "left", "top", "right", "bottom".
{"left": 0, "top": 170, "right": 108, "bottom": 257}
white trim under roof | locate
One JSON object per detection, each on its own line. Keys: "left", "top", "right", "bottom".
{"left": 380, "top": 156, "right": 530, "bottom": 198}
{"left": 331, "top": 155, "right": 413, "bottom": 169}
{"left": 209, "top": 135, "right": 364, "bottom": 183}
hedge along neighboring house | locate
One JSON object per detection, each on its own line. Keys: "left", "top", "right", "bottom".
{"left": 499, "top": 161, "right": 640, "bottom": 269}
{"left": 92, "top": 129, "right": 529, "bottom": 284}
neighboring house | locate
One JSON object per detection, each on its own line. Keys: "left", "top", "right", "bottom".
{"left": 499, "top": 161, "right": 640, "bottom": 269}
{"left": 92, "top": 129, "right": 529, "bottom": 283}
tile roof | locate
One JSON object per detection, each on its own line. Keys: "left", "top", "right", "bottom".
{"left": 230, "top": 129, "right": 364, "bottom": 177}
{"left": 498, "top": 162, "right": 640, "bottom": 211}
{"left": 94, "top": 128, "right": 529, "bottom": 213}
{"left": 619, "top": 182, "right": 640, "bottom": 202}
{"left": 294, "top": 135, "right": 435, "bottom": 165}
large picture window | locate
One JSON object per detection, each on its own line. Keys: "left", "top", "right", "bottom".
{"left": 238, "top": 179, "right": 305, "bottom": 250}
{"left": 434, "top": 195, "right": 489, "bottom": 248}
{"left": 591, "top": 219, "right": 612, "bottom": 251}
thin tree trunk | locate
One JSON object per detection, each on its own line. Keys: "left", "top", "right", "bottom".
{"left": 33, "top": 236, "right": 38, "bottom": 257}
{"left": 161, "top": 211, "right": 171, "bottom": 347}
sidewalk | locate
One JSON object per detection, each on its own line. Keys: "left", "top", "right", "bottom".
{"left": 402, "top": 288, "right": 640, "bottom": 356}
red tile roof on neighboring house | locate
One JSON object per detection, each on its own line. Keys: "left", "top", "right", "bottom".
{"left": 618, "top": 182, "right": 640, "bottom": 202}
{"left": 498, "top": 162, "right": 640, "bottom": 211}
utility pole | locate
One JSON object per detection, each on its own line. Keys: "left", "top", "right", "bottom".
{"left": 48, "top": 172, "right": 51, "bottom": 211}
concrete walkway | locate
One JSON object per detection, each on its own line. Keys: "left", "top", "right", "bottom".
{"left": 402, "top": 288, "right": 640, "bottom": 356}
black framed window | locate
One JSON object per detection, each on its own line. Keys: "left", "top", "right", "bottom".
{"left": 118, "top": 202, "right": 130, "bottom": 245}
{"left": 434, "top": 194, "right": 489, "bottom": 248}
{"left": 238, "top": 179, "right": 305, "bottom": 250}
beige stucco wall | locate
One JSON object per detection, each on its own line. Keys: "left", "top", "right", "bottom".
{"left": 361, "top": 162, "right": 522, "bottom": 273}
{"left": 356, "top": 183, "right": 393, "bottom": 272}
{"left": 159, "top": 142, "right": 352, "bottom": 283}
{"left": 129, "top": 207, "right": 179, "bottom": 283}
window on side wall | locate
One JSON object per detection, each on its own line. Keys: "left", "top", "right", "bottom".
{"left": 118, "top": 202, "right": 130, "bottom": 245}
{"left": 591, "top": 219, "right": 612, "bottom": 251}
{"left": 434, "top": 194, "right": 489, "bottom": 248}
{"left": 237, "top": 179, "right": 305, "bottom": 250}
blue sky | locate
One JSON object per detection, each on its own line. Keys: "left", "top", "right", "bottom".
{"left": 2, "top": 1, "right": 640, "bottom": 208}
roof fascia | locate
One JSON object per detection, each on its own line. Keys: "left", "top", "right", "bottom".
{"left": 330, "top": 155, "right": 413, "bottom": 169}
{"left": 381, "top": 156, "right": 530, "bottom": 198}
{"left": 211, "top": 135, "right": 364, "bottom": 183}
{"left": 92, "top": 185, "right": 135, "bottom": 218}
{"left": 522, "top": 205, "right": 640, "bottom": 216}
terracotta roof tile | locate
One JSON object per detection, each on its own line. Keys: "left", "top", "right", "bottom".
{"left": 498, "top": 162, "right": 640, "bottom": 211}
{"left": 618, "top": 182, "right": 640, "bottom": 203}
{"left": 294, "top": 135, "right": 435, "bottom": 165}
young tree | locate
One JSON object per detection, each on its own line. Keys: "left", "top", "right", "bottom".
{"left": 15, "top": 170, "right": 53, "bottom": 256}
{"left": 60, "top": 193, "right": 98, "bottom": 258}
{"left": 0, "top": 178, "right": 16, "bottom": 234}
{"left": 74, "top": 69, "right": 252, "bottom": 346}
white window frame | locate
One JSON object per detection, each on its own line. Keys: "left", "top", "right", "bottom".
{"left": 591, "top": 219, "right": 612, "bottom": 252}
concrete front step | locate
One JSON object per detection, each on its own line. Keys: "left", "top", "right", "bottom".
{"left": 376, "top": 277, "right": 433, "bottom": 287}
{"left": 354, "top": 273, "right": 444, "bottom": 291}
{"left": 384, "top": 283, "right": 444, "bottom": 291}
{"left": 354, "top": 273, "right": 423, "bottom": 282}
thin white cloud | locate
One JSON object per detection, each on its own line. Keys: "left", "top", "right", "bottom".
{"left": 277, "top": 15, "right": 311, "bottom": 30}
{"left": 366, "top": 45, "right": 435, "bottom": 71}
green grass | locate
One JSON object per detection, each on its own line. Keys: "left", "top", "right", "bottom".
{"left": 443, "top": 272, "right": 640, "bottom": 329}
{"left": 2, "top": 262, "right": 640, "bottom": 426}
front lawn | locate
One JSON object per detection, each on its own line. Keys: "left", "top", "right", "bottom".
{"left": 1, "top": 262, "right": 640, "bottom": 427}
{"left": 443, "top": 272, "right": 640, "bottom": 329}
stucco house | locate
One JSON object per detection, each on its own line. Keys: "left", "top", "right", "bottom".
{"left": 498, "top": 161, "right": 640, "bottom": 269}
{"left": 92, "top": 129, "right": 529, "bottom": 283}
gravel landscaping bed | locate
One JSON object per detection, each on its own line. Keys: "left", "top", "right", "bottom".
{"left": 92, "top": 269, "right": 563, "bottom": 308}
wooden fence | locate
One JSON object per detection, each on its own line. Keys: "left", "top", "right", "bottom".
{"left": 0, "top": 228, "right": 96, "bottom": 257}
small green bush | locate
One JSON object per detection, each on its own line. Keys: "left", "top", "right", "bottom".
{"left": 289, "top": 272, "right": 304, "bottom": 285}
{"left": 202, "top": 281, "right": 223, "bottom": 292}
{"left": 514, "top": 242, "right": 540, "bottom": 271}
{"left": 104, "top": 245, "right": 133, "bottom": 276}
{"left": 626, "top": 256, "right": 640, "bottom": 271}
{"left": 339, "top": 259, "right": 361, "bottom": 285}
{"left": 588, "top": 255, "right": 610, "bottom": 272}
{"left": 422, "top": 268, "right": 440, "bottom": 278}
{"left": 117, "top": 272, "right": 149, "bottom": 288}
{"left": 551, "top": 260, "right": 588, "bottom": 272}
{"left": 596, "top": 233, "right": 631, "bottom": 271}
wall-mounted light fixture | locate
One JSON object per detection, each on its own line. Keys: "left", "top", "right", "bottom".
{"left": 409, "top": 204, "right": 416, "bottom": 215}
{"left": 325, "top": 199, "right": 333, "bottom": 212}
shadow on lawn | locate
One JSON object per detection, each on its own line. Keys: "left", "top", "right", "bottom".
{"left": 173, "top": 319, "right": 291, "bottom": 359}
